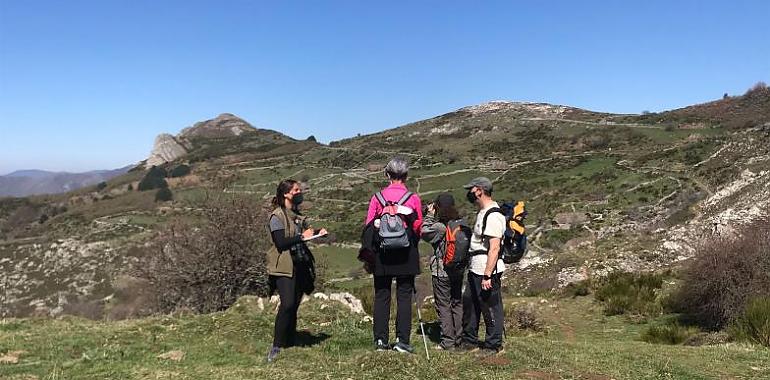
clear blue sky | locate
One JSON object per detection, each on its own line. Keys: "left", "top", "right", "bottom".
{"left": 1, "top": 1, "right": 768, "bottom": 174}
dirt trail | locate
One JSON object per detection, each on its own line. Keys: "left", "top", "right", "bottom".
{"left": 521, "top": 117, "right": 663, "bottom": 129}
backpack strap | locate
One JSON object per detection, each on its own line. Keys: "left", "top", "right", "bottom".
{"left": 396, "top": 191, "right": 413, "bottom": 206}
{"left": 374, "top": 192, "right": 389, "bottom": 207}
{"left": 481, "top": 207, "right": 504, "bottom": 237}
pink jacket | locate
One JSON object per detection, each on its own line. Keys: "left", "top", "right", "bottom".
{"left": 365, "top": 182, "right": 423, "bottom": 236}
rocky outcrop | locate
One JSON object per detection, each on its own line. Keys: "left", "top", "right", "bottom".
{"left": 179, "top": 113, "right": 256, "bottom": 139}
{"left": 146, "top": 133, "right": 188, "bottom": 168}
{"left": 144, "top": 114, "right": 258, "bottom": 168}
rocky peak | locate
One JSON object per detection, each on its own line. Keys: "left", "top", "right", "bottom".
{"left": 144, "top": 113, "right": 258, "bottom": 168}
{"left": 458, "top": 101, "right": 569, "bottom": 119}
{"left": 178, "top": 113, "right": 256, "bottom": 139}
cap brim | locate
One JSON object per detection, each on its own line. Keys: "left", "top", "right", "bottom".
{"left": 462, "top": 183, "right": 474, "bottom": 189}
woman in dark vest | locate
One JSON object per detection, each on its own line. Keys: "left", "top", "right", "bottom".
{"left": 266, "top": 179, "right": 326, "bottom": 363}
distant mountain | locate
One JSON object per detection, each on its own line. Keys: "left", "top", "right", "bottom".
{"left": 0, "top": 166, "right": 132, "bottom": 197}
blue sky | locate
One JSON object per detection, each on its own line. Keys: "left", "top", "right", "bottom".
{"left": 1, "top": 1, "right": 768, "bottom": 174}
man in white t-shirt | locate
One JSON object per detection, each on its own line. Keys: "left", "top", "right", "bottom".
{"left": 459, "top": 177, "right": 506, "bottom": 354}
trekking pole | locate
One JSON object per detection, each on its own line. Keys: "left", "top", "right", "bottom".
{"left": 414, "top": 288, "right": 430, "bottom": 360}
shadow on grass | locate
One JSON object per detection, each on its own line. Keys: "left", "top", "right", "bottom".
{"left": 294, "top": 330, "right": 332, "bottom": 347}
{"left": 419, "top": 321, "right": 442, "bottom": 344}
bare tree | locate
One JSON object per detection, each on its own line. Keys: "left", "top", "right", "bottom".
{"left": 137, "top": 194, "right": 271, "bottom": 313}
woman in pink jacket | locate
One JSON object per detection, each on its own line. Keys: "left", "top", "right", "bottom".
{"left": 365, "top": 156, "right": 423, "bottom": 354}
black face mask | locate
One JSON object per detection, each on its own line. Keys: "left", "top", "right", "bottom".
{"left": 466, "top": 190, "right": 478, "bottom": 204}
{"left": 291, "top": 193, "right": 304, "bottom": 206}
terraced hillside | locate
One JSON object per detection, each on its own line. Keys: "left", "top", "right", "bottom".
{"left": 1, "top": 89, "right": 769, "bottom": 318}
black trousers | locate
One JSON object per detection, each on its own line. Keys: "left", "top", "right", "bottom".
{"left": 373, "top": 275, "right": 415, "bottom": 344}
{"left": 270, "top": 274, "right": 304, "bottom": 348}
{"left": 462, "top": 272, "right": 504, "bottom": 349}
{"left": 433, "top": 274, "right": 464, "bottom": 348}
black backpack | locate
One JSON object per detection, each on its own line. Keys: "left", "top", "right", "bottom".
{"left": 441, "top": 218, "right": 472, "bottom": 271}
{"left": 482, "top": 201, "right": 528, "bottom": 264}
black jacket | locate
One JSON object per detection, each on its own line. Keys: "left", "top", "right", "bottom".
{"left": 360, "top": 220, "right": 420, "bottom": 277}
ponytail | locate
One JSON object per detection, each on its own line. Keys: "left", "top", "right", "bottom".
{"left": 272, "top": 179, "right": 298, "bottom": 209}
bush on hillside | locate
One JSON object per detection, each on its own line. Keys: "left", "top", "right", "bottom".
{"left": 562, "top": 280, "right": 591, "bottom": 298}
{"left": 138, "top": 166, "right": 168, "bottom": 191}
{"left": 667, "top": 218, "right": 770, "bottom": 330}
{"left": 728, "top": 297, "right": 770, "bottom": 347}
{"left": 155, "top": 188, "right": 173, "bottom": 202}
{"left": 169, "top": 164, "right": 191, "bottom": 178}
{"left": 594, "top": 271, "right": 664, "bottom": 317}
{"left": 136, "top": 195, "right": 270, "bottom": 313}
{"left": 96, "top": 181, "right": 108, "bottom": 191}
{"left": 745, "top": 81, "right": 768, "bottom": 97}
{"left": 505, "top": 303, "right": 546, "bottom": 332}
{"left": 641, "top": 323, "right": 700, "bottom": 345}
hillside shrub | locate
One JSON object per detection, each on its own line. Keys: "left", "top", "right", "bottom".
{"left": 506, "top": 303, "right": 545, "bottom": 332}
{"left": 728, "top": 297, "right": 770, "bottom": 347}
{"left": 594, "top": 272, "right": 664, "bottom": 316}
{"left": 96, "top": 181, "right": 107, "bottom": 191}
{"left": 642, "top": 323, "right": 700, "bottom": 345}
{"left": 138, "top": 166, "right": 168, "bottom": 191}
{"left": 745, "top": 81, "right": 768, "bottom": 97}
{"left": 137, "top": 195, "right": 270, "bottom": 313}
{"left": 562, "top": 280, "right": 591, "bottom": 298}
{"left": 155, "top": 188, "right": 173, "bottom": 202}
{"left": 667, "top": 218, "right": 770, "bottom": 330}
{"left": 169, "top": 164, "right": 191, "bottom": 178}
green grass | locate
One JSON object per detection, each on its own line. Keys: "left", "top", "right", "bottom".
{"left": 312, "top": 245, "right": 361, "bottom": 280}
{"left": 1, "top": 296, "right": 768, "bottom": 379}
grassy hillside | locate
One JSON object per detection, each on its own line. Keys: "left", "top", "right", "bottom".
{"left": 1, "top": 91, "right": 769, "bottom": 320}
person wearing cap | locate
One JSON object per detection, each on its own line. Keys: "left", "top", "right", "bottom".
{"left": 459, "top": 177, "right": 506, "bottom": 354}
{"left": 421, "top": 193, "right": 466, "bottom": 350}
{"left": 364, "top": 156, "right": 424, "bottom": 353}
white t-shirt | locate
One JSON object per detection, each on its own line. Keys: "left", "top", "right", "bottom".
{"left": 469, "top": 202, "right": 507, "bottom": 275}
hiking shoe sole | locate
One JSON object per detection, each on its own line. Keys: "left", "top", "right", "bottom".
{"left": 393, "top": 344, "right": 415, "bottom": 354}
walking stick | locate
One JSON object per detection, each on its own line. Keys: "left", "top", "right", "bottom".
{"left": 414, "top": 289, "right": 430, "bottom": 360}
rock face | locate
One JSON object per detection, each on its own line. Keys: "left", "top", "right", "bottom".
{"left": 146, "top": 133, "right": 188, "bottom": 168}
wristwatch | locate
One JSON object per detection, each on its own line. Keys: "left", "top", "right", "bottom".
{"left": 482, "top": 274, "right": 492, "bottom": 281}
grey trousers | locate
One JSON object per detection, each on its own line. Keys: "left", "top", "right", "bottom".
{"left": 432, "top": 274, "right": 464, "bottom": 348}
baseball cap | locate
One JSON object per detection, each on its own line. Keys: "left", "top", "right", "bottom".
{"left": 463, "top": 177, "right": 493, "bottom": 193}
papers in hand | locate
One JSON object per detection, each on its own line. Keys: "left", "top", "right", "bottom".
{"left": 303, "top": 231, "right": 328, "bottom": 241}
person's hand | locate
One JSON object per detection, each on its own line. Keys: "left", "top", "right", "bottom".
{"left": 317, "top": 228, "right": 328, "bottom": 236}
{"left": 301, "top": 228, "right": 315, "bottom": 240}
{"left": 481, "top": 278, "right": 492, "bottom": 290}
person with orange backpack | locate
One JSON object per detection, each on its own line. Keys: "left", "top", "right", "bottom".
{"left": 421, "top": 193, "right": 471, "bottom": 351}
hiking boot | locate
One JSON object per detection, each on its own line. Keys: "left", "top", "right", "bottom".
{"left": 435, "top": 343, "right": 455, "bottom": 351}
{"left": 478, "top": 346, "right": 504, "bottom": 357}
{"left": 266, "top": 346, "right": 280, "bottom": 363}
{"left": 457, "top": 341, "right": 480, "bottom": 352}
{"left": 374, "top": 339, "right": 390, "bottom": 351}
{"left": 392, "top": 339, "right": 415, "bottom": 354}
